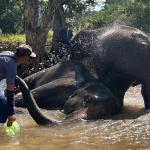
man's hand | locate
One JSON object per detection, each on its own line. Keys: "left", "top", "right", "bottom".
{"left": 7, "top": 115, "right": 16, "bottom": 127}
{"left": 14, "top": 86, "right": 20, "bottom": 94}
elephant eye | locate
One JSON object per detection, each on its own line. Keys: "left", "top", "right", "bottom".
{"left": 84, "top": 96, "right": 92, "bottom": 103}
{"left": 83, "top": 96, "right": 92, "bottom": 107}
{"left": 70, "top": 92, "right": 77, "bottom": 98}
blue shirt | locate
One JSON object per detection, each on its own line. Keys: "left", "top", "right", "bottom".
{"left": 0, "top": 51, "right": 17, "bottom": 86}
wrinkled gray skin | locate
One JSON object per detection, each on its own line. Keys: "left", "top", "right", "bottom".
{"left": 16, "top": 76, "right": 119, "bottom": 125}
{"left": 64, "top": 82, "right": 120, "bottom": 120}
{"left": 70, "top": 25, "right": 150, "bottom": 109}
{"left": 16, "top": 76, "right": 59, "bottom": 125}
{"left": 15, "top": 60, "right": 93, "bottom": 108}
{"left": 24, "top": 60, "right": 93, "bottom": 89}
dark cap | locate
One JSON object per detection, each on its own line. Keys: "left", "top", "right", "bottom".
{"left": 15, "top": 44, "right": 36, "bottom": 58}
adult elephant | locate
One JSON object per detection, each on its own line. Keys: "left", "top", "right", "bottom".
{"left": 24, "top": 60, "right": 93, "bottom": 90}
{"left": 15, "top": 60, "right": 93, "bottom": 108}
{"left": 16, "top": 76, "right": 119, "bottom": 125}
{"left": 70, "top": 25, "right": 150, "bottom": 109}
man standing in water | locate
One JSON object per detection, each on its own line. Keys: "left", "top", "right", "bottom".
{"left": 0, "top": 44, "right": 36, "bottom": 126}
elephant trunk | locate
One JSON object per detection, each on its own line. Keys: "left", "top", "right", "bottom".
{"left": 15, "top": 76, "right": 59, "bottom": 125}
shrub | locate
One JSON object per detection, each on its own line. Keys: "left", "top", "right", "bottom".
{"left": 0, "top": 34, "right": 25, "bottom": 51}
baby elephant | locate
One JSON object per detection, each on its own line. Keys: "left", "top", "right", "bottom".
{"left": 64, "top": 82, "right": 121, "bottom": 120}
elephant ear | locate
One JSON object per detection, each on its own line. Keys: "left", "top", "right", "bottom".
{"left": 15, "top": 76, "right": 60, "bottom": 125}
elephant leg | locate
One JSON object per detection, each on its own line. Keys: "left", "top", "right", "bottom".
{"left": 141, "top": 81, "right": 150, "bottom": 109}
{"left": 116, "top": 92, "right": 125, "bottom": 108}
{"left": 108, "top": 80, "right": 131, "bottom": 111}
{"left": 112, "top": 89, "right": 125, "bottom": 112}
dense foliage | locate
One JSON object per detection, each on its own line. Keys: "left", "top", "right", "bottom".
{"left": 81, "top": 0, "right": 150, "bottom": 32}
{"left": 0, "top": 0, "right": 96, "bottom": 34}
{"left": 1, "top": 0, "right": 150, "bottom": 33}
{"left": 0, "top": 0, "right": 23, "bottom": 34}
{"left": 0, "top": 34, "right": 25, "bottom": 51}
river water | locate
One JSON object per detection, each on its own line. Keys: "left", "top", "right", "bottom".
{"left": 0, "top": 80, "right": 150, "bottom": 150}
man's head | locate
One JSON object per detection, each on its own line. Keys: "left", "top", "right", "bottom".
{"left": 15, "top": 44, "right": 36, "bottom": 64}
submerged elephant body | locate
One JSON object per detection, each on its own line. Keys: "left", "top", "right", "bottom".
{"left": 15, "top": 77, "right": 78, "bottom": 108}
{"left": 70, "top": 25, "right": 150, "bottom": 109}
{"left": 16, "top": 76, "right": 119, "bottom": 125}
{"left": 15, "top": 60, "right": 93, "bottom": 108}
{"left": 24, "top": 60, "right": 93, "bottom": 89}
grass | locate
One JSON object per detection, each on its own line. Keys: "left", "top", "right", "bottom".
{"left": 0, "top": 31, "right": 53, "bottom": 51}
{"left": 0, "top": 34, "right": 26, "bottom": 51}
{"left": 0, "top": 34, "right": 26, "bottom": 43}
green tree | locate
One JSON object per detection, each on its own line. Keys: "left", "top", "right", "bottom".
{"left": 51, "top": 0, "right": 96, "bottom": 51}
{"left": 0, "top": 0, "right": 23, "bottom": 33}
{"left": 83, "top": 0, "right": 150, "bottom": 32}
{"left": 105, "top": 0, "right": 128, "bottom": 5}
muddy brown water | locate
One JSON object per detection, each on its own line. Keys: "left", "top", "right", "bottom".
{"left": 0, "top": 85, "right": 150, "bottom": 150}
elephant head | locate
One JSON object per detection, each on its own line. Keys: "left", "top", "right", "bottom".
{"left": 64, "top": 82, "right": 121, "bottom": 120}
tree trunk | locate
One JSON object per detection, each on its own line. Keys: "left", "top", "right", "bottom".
{"left": 22, "top": 0, "right": 63, "bottom": 59}
{"left": 51, "top": 5, "right": 66, "bottom": 52}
